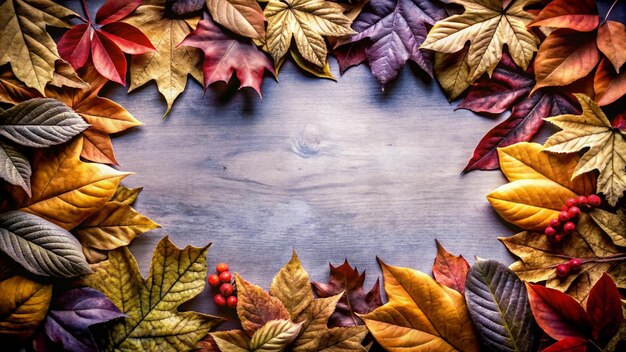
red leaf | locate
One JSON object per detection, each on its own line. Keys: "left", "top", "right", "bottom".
{"left": 100, "top": 22, "right": 155, "bottom": 55}
{"left": 58, "top": 24, "right": 92, "bottom": 70}
{"left": 180, "top": 15, "right": 274, "bottom": 96}
{"left": 96, "top": 0, "right": 142, "bottom": 25}
{"left": 431, "top": 240, "right": 469, "bottom": 294}
{"left": 528, "top": 0, "right": 598, "bottom": 32}
{"left": 526, "top": 283, "right": 591, "bottom": 341}
{"left": 91, "top": 31, "right": 127, "bottom": 85}
{"left": 613, "top": 113, "right": 626, "bottom": 130}
{"left": 587, "top": 273, "right": 623, "bottom": 347}
{"left": 594, "top": 58, "right": 626, "bottom": 106}
{"left": 311, "top": 260, "right": 382, "bottom": 328}
{"left": 543, "top": 337, "right": 588, "bottom": 352}
{"left": 333, "top": 40, "right": 368, "bottom": 75}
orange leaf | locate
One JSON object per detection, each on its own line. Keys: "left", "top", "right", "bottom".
{"left": 81, "top": 128, "right": 119, "bottom": 165}
{"left": 432, "top": 240, "right": 470, "bottom": 294}
{"left": 594, "top": 58, "right": 626, "bottom": 106}
{"left": 597, "top": 21, "right": 626, "bottom": 72}
{"left": 528, "top": 0, "right": 598, "bottom": 32}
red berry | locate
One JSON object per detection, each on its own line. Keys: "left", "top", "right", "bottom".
{"left": 216, "top": 263, "right": 229, "bottom": 273}
{"left": 558, "top": 211, "right": 570, "bottom": 223}
{"left": 567, "top": 206, "right": 580, "bottom": 219}
{"left": 569, "top": 258, "right": 582, "bottom": 272}
{"left": 588, "top": 194, "right": 601, "bottom": 207}
{"left": 549, "top": 218, "right": 561, "bottom": 228}
{"left": 214, "top": 294, "right": 226, "bottom": 307}
{"left": 565, "top": 198, "right": 577, "bottom": 208}
{"left": 556, "top": 263, "right": 571, "bottom": 278}
{"left": 552, "top": 234, "right": 564, "bottom": 243}
{"left": 226, "top": 296, "right": 238, "bottom": 308}
{"left": 563, "top": 221, "right": 576, "bottom": 234}
{"left": 220, "top": 283, "right": 234, "bottom": 297}
{"left": 544, "top": 226, "right": 557, "bottom": 236}
{"left": 219, "top": 271, "right": 232, "bottom": 283}
{"left": 575, "top": 196, "right": 588, "bottom": 207}
{"left": 208, "top": 274, "right": 221, "bottom": 287}
{"left": 561, "top": 205, "right": 569, "bottom": 212}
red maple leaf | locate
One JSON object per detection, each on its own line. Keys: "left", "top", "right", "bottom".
{"left": 58, "top": 0, "right": 155, "bottom": 85}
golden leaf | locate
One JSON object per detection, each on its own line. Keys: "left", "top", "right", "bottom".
{"left": 249, "top": 320, "right": 303, "bottom": 351}
{"left": 0, "top": 0, "right": 77, "bottom": 94}
{"left": 421, "top": 0, "right": 539, "bottom": 83}
{"left": 0, "top": 275, "right": 52, "bottom": 342}
{"left": 83, "top": 237, "right": 222, "bottom": 351}
{"left": 292, "top": 295, "right": 342, "bottom": 351}
{"left": 110, "top": 185, "right": 142, "bottom": 205}
{"left": 124, "top": 1, "right": 203, "bottom": 117}
{"left": 434, "top": 48, "right": 471, "bottom": 100}
{"left": 21, "top": 138, "right": 129, "bottom": 230}
{"left": 544, "top": 94, "right": 626, "bottom": 206}
{"left": 81, "top": 128, "right": 118, "bottom": 165}
{"left": 360, "top": 261, "right": 479, "bottom": 352}
{"left": 270, "top": 251, "right": 314, "bottom": 320}
{"left": 210, "top": 330, "right": 250, "bottom": 352}
{"left": 264, "top": 0, "right": 355, "bottom": 68}
{"left": 207, "top": 0, "right": 266, "bottom": 40}
{"left": 236, "top": 274, "right": 291, "bottom": 334}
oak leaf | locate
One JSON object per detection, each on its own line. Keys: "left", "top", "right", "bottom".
{"left": 83, "top": 236, "right": 222, "bottom": 351}
{"left": 207, "top": 0, "right": 266, "bottom": 40}
{"left": 0, "top": 0, "right": 77, "bottom": 94}
{"left": 432, "top": 240, "right": 469, "bottom": 294}
{"left": 0, "top": 275, "right": 52, "bottom": 343}
{"left": 264, "top": 0, "right": 355, "bottom": 68}
{"left": 421, "top": 0, "right": 539, "bottom": 84}
{"left": 360, "top": 260, "right": 479, "bottom": 352}
{"left": 543, "top": 94, "right": 626, "bottom": 206}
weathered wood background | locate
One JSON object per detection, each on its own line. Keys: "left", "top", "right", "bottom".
{"left": 63, "top": 0, "right": 567, "bottom": 326}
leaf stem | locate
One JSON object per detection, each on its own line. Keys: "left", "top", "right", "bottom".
{"left": 80, "top": 0, "right": 93, "bottom": 24}
{"left": 603, "top": 0, "right": 620, "bottom": 24}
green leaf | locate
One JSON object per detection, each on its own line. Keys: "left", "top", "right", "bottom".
{"left": 0, "top": 141, "right": 31, "bottom": 196}
{"left": 465, "top": 259, "right": 537, "bottom": 352}
{"left": 0, "top": 211, "right": 91, "bottom": 278}
{"left": 0, "top": 98, "right": 89, "bottom": 148}
{"left": 249, "top": 320, "right": 303, "bottom": 352}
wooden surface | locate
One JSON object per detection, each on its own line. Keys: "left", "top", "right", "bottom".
{"left": 68, "top": 0, "right": 526, "bottom": 325}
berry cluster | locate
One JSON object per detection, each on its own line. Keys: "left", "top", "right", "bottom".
{"left": 543, "top": 194, "right": 602, "bottom": 243}
{"left": 556, "top": 258, "right": 583, "bottom": 279}
{"left": 208, "top": 262, "right": 237, "bottom": 309}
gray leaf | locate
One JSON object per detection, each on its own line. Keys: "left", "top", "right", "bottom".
{"left": 0, "top": 211, "right": 92, "bottom": 278}
{"left": 0, "top": 98, "right": 89, "bottom": 148}
{"left": 465, "top": 259, "right": 537, "bottom": 352}
{"left": 0, "top": 141, "right": 32, "bottom": 196}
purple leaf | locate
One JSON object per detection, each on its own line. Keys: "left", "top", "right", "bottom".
{"left": 44, "top": 287, "right": 124, "bottom": 352}
{"left": 166, "top": 0, "right": 205, "bottom": 15}
{"left": 344, "top": 0, "right": 446, "bottom": 86}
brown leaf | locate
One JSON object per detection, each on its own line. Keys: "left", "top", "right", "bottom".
{"left": 432, "top": 240, "right": 470, "bottom": 294}
{"left": 81, "top": 128, "right": 118, "bottom": 165}
{"left": 269, "top": 251, "right": 314, "bottom": 320}
{"left": 597, "top": 21, "right": 626, "bottom": 72}
{"left": 236, "top": 274, "right": 290, "bottom": 334}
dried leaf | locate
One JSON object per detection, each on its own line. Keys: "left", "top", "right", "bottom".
{"left": 0, "top": 210, "right": 91, "bottom": 278}
{"left": 270, "top": 251, "right": 314, "bottom": 320}
{"left": 589, "top": 208, "right": 626, "bottom": 247}
{"left": 527, "top": 0, "right": 598, "bottom": 32}
{"left": 110, "top": 185, "right": 142, "bottom": 205}
{"left": 84, "top": 237, "right": 222, "bottom": 351}
{"left": 0, "top": 141, "right": 31, "bottom": 196}
{"left": 0, "top": 275, "right": 52, "bottom": 342}
{"left": 168, "top": 0, "right": 205, "bottom": 15}
{"left": 236, "top": 274, "right": 291, "bottom": 334}
{"left": 432, "top": 240, "right": 469, "bottom": 294}
{"left": 249, "top": 320, "right": 303, "bottom": 351}
{"left": 543, "top": 94, "right": 626, "bottom": 206}
{"left": 292, "top": 295, "right": 341, "bottom": 351}
{"left": 597, "top": 21, "right": 626, "bottom": 72}
{"left": 434, "top": 48, "right": 472, "bottom": 100}
{"left": 81, "top": 128, "right": 118, "bottom": 165}
{"left": 210, "top": 331, "right": 250, "bottom": 352}
{"left": 594, "top": 58, "right": 626, "bottom": 106}
{"left": 207, "top": 0, "right": 265, "bottom": 40}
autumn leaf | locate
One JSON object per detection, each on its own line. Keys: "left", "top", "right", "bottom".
{"left": 340, "top": 0, "right": 446, "bottom": 86}
{"left": 44, "top": 287, "right": 124, "bottom": 352}
{"left": 360, "top": 260, "right": 479, "bottom": 352}
{"left": 0, "top": 68, "right": 40, "bottom": 105}
{"left": 58, "top": 0, "right": 155, "bottom": 85}
{"left": 236, "top": 274, "right": 291, "bottom": 334}
{"left": 270, "top": 251, "right": 314, "bottom": 320}
{"left": 0, "top": 275, "right": 52, "bottom": 343}
{"left": 434, "top": 48, "right": 472, "bottom": 100}
{"left": 0, "top": 141, "right": 31, "bottom": 196}
{"left": 312, "top": 259, "right": 382, "bottom": 327}
{"left": 83, "top": 236, "right": 222, "bottom": 351}
{"left": 264, "top": 0, "right": 355, "bottom": 68}
{"left": 597, "top": 21, "right": 626, "bottom": 71}
{"left": 167, "top": 0, "right": 205, "bottom": 15}
{"left": 0, "top": 0, "right": 77, "bottom": 94}
{"left": 594, "top": 58, "right": 626, "bottom": 106}
{"left": 207, "top": 0, "right": 266, "bottom": 40}
{"left": 543, "top": 94, "right": 626, "bottom": 206}
{"left": 432, "top": 240, "right": 469, "bottom": 294}
{"left": 180, "top": 15, "right": 274, "bottom": 97}
{"left": 421, "top": 0, "right": 539, "bottom": 84}
{"left": 589, "top": 208, "right": 626, "bottom": 247}
{"left": 123, "top": 0, "right": 203, "bottom": 117}
{"left": 527, "top": 0, "right": 599, "bottom": 32}
{"left": 487, "top": 142, "right": 595, "bottom": 230}
{"left": 333, "top": 39, "right": 368, "bottom": 76}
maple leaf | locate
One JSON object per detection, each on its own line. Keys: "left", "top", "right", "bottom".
{"left": 83, "top": 236, "right": 222, "bottom": 351}
{"left": 123, "top": 0, "right": 203, "bottom": 117}
{"left": 421, "top": 0, "right": 539, "bottom": 84}
{"left": 543, "top": 94, "right": 626, "bottom": 206}
{"left": 312, "top": 260, "right": 382, "bottom": 328}
{"left": 0, "top": 0, "right": 77, "bottom": 94}
{"left": 487, "top": 142, "right": 596, "bottom": 231}
{"left": 58, "top": 0, "right": 156, "bottom": 85}
{"left": 432, "top": 240, "right": 470, "bottom": 294}
{"left": 180, "top": 15, "right": 275, "bottom": 97}
{"left": 0, "top": 275, "right": 52, "bottom": 344}
{"left": 264, "top": 0, "right": 356, "bottom": 68}
{"left": 340, "top": 0, "right": 446, "bottom": 86}
{"left": 361, "top": 260, "right": 480, "bottom": 351}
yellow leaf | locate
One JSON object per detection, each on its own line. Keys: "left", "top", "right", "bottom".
{"left": 0, "top": 0, "right": 77, "bottom": 94}
{"left": 236, "top": 274, "right": 291, "bottom": 334}
{"left": 210, "top": 330, "right": 250, "bottom": 352}
{"left": 292, "top": 294, "right": 342, "bottom": 351}
{"left": 264, "top": 0, "right": 355, "bottom": 68}
{"left": 0, "top": 275, "right": 52, "bottom": 342}
{"left": 21, "top": 138, "right": 129, "bottom": 229}
{"left": 83, "top": 237, "right": 222, "bottom": 351}
{"left": 249, "top": 319, "right": 303, "bottom": 352}
{"left": 207, "top": 0, "right": 266, "bottom": 40}
{"left": 360, "top": 261, "right": 479, "bottom": 352}
{"left": 434, "top": 48, "right": 471, "bottom": 100}
{"left": 270, "top": 251, "right": 314, "bottom": 320}
{"left": 421, "top": 0, "right": 539, "bottom": 83}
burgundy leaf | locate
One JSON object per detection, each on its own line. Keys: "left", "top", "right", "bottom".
{"left": 91, "top": 31, "right": 127, "bottom": 85}
{"left": 167, "top": 0, "right": 205, "bottom": 15}
{"left": 333, "top": 40, "right": 368, "bottom": 75}
{"left": 99, "top": 22, "right": 156, "bottom": 55}
{"left": 432, "top": 240, "right": 469, "bottom": 294}
{"left": 96, "top": 0, "right": 142, "bottom": 25}
{"left": 345, "top": 0, "right": 446, "bottom": 86}
{"left": 57, "top": 24, "right": 92, "bottom": 70}
{"left": 180, "top": 15, "right": 274, "bottom": 96}
{"left": 543, "top": 337, "right": 588, "bottom": 352}
{"left": 312, "top": 260, "right": 382, "bottom": 327}
{"left": 587, "top": 273, "right": 622, "bottom": 347}
{"left": 44, "top": 287, "right": 125, "bottom": 352}
{"left": 613, "top": 113, "right": 626, "bottom": 130}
